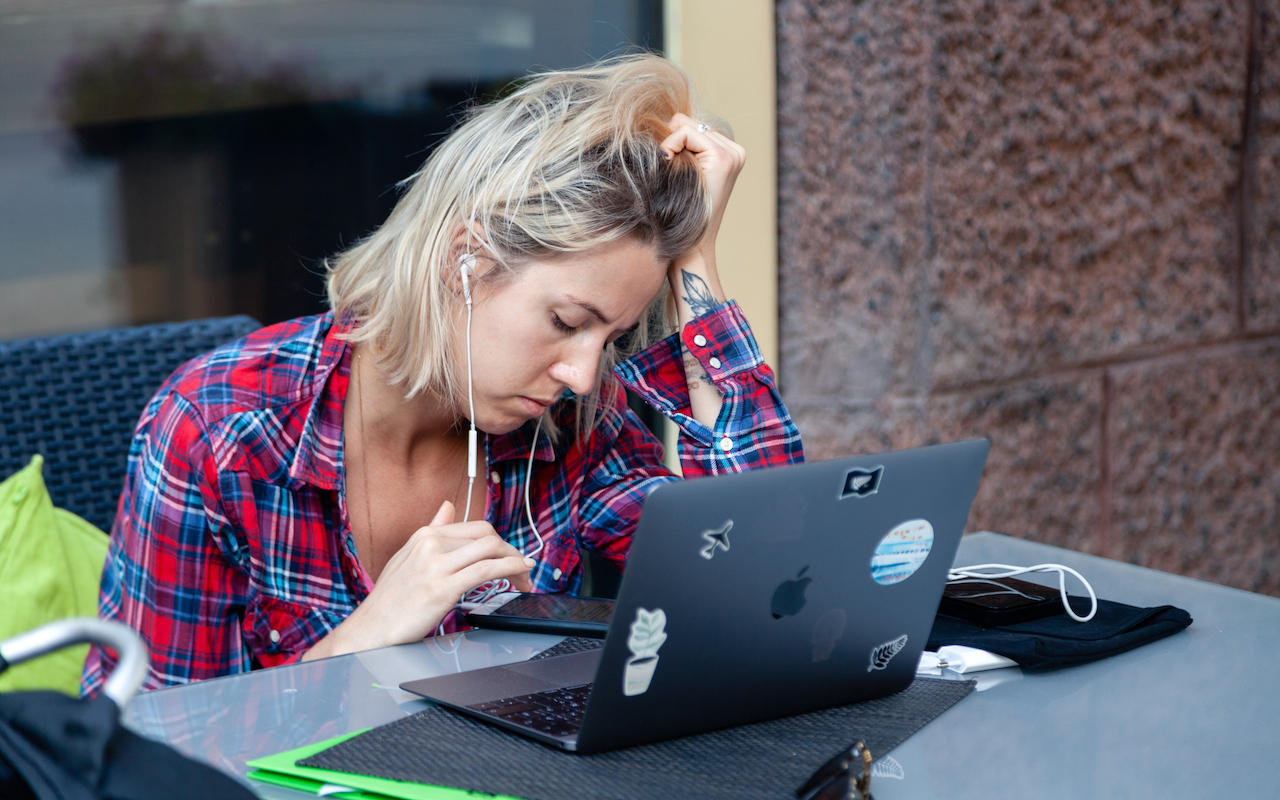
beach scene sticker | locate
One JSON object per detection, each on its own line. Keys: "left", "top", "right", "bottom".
{"left": 870, "top": 519, "right": 934, "bottom": 585}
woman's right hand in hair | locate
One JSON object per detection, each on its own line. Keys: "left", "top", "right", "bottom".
{"left": 302, "top": 501, "right": 535, "bottom": 660}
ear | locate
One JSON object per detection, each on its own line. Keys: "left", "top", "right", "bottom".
{"left": 450, "top": 220, "right": 496, "bottom": 272}
{"left": 446, "top": 220, "right": 490, "bottom": 261}
{"left": 444, "top": 222, "right": 488, "bottom": 301}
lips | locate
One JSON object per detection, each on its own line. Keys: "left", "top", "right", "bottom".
{"left": 517, "top": 396, "right": 555, "bottom": 415}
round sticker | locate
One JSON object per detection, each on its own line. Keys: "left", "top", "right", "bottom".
{"left": 870, "top": 519, "right": 934, "bottom": 585}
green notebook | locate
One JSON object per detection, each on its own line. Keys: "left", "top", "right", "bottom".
{"left": 246, "top": 731, "right": 524, "bottom": 800}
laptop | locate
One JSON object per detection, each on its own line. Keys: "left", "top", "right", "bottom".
{"left": 401, "top": 439, "right": 989, "bottom": 754}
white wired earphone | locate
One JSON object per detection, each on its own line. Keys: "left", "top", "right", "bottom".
{"left": 947, "top": 562, "right": 1098, "bottom": 623}
{"left": 438, "top": 253, "right": 546, "bottom": 639}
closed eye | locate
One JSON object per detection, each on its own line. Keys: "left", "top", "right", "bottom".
{"left": 551, "top": 313, "right": 578, "bottom": 334}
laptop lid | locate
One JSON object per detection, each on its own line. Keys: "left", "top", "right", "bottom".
{"left": 574, "top": 438, "right": 989, "bottom": 753}
{"left": 401, "top": 439, "right": 989, "bottom": 753}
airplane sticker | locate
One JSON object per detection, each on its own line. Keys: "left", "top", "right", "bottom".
{"left": 699, "top": 520, "right": 733, "bottom": 560}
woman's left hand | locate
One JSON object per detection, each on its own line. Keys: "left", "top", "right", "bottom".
{"left": 660, "top": 113, "right": 747, "bottom": 278}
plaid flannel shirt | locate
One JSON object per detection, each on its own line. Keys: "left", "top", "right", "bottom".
{"left": 83, "top": 301, "right": 803, "bottom": 692}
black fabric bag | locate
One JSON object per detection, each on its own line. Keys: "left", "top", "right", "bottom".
{"left": 0, "top": 690, "right": 256, "bottom": 800}
{"left": 927, "top": 597, "right": 1192, "bottom": 670}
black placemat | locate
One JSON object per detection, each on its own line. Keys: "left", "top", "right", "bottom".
{"left": 301, "top": 677, "right": 973, "bottom": 800}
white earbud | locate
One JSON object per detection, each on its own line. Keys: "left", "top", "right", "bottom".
{"left": 459, "top": 252, "right": 475, "bottom": 305}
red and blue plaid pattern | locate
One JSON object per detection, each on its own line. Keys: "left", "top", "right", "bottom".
{"left": 83, "top": 301, "right": 802, "bottom": 692}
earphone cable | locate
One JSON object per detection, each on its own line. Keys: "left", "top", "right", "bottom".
{"left": 523, "top": 415, "right": 545, "bottom": 559}
{"left": 442, "top": 253, "right": 546, "bottom": 636}
{"left": 461, "top": 254, "right": 477, "bottom": 524}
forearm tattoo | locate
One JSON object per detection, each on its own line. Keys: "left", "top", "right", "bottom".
{"left": 680, "top": 270, "right": 718, "bottom": 318}
{"left": 683, "top": 351, "right": 712, "bottom": 390}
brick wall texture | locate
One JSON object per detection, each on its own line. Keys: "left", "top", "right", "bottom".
{"left": 776, "top": 0, "right": 1280, "bottom": 595}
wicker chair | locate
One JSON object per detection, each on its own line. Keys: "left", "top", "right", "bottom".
{"left": 0, "top": 316, "right": 261, "bottom": 533}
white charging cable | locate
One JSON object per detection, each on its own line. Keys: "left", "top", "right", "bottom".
{"left": 947, "top": 563, "right": 1098, "bottom": 622}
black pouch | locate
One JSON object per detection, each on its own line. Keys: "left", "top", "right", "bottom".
{"left": 927, "top": 597, "right": 1192, "bottom": 670}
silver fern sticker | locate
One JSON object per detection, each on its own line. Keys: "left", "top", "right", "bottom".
{"left": 867, "top": 634, "right": 908, "bottom": 672}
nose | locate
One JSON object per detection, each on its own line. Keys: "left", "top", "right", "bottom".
{"left": 548, "top": 342, "right": 600, "bottom": 397}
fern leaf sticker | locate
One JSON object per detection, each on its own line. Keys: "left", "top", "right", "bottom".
{"left": 624, "top": 607, "right": 668, "bottom": 696}
{"left": 873, "top": 757, "right": 906, "bottom": 781}
{"left": 867, "top": 634, "right": 909, "bottom": 672}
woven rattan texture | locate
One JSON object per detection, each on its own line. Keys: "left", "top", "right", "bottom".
{"left": 301, "top": 676, "right": 973, "bottom": 800}
{"left": 0, "top": 316, "right": 261, "bottom": 532}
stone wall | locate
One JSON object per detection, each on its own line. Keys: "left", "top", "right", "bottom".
{"left": 776, "top": 0, "right": 1279, "bottom": 595}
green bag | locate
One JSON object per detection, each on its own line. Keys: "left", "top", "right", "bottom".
{"left": 0, "top": 455, "right": 109, "bottom": 695}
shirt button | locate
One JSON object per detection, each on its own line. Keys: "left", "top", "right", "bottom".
{"left": 269, "top": 629, "right": 281, "bottom": 644}
{"left": 489, "top": 470, "right": 500, "bottom": 484}
{"left": 552, "top": 568, "right": 562, "bottom": 581}
{"left": 709, "top": 357, "right": 722, "bottom": 369}
{"left": 693, "top": 334, "right": 707, "bottom": 347}
{"left": 719, "top": 437, "right": 734, "bottom": 452}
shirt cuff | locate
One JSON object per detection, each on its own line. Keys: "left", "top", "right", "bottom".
{"left": 679, "top": 301, "right": 763, "bottom": 381}
{"left": 612, "top": 300, "right": 760, "bottom": 435}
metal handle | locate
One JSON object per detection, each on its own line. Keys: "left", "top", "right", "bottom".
{"left": 0, "top": 618, "right": 149, "bottom": 709}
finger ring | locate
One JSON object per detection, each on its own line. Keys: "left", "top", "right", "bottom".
{"left": 696, "top": 122, "right": 711, "bottom": 133}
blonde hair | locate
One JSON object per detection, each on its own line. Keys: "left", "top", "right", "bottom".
{"left": 326, "top": 53, "right": 711, "bottom": 438}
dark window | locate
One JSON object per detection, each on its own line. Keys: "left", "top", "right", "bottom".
{"left": 0, "top": 0, "right": 662, "bottom": 338}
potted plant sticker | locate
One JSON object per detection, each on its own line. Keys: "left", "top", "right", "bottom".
{"left": 623, "top": 607, "right": 667, "bottom": 696}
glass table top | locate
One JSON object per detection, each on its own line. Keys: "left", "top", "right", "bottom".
{"left": 124, "top": 533, "right": 1280, "bottom": 799}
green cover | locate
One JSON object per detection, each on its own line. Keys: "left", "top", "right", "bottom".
{"left": 0, "top": 454, "right": 109, "bottom": 695}
{"left": 246, "top": 732, "right": 524, "bottom": 800}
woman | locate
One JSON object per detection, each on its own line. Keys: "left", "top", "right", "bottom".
{"left": 83, "top": 54, "right": 803, "bottom": 692}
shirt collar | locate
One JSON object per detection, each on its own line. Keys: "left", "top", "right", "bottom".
{"left": 487, "top": 415, "right": 558, "bottom": 465}
{"left": 288, "top": 313, "right": 354, "bottom": 492}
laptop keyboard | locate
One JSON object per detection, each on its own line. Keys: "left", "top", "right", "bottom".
{"left": 528, "top": 636, "right": 605, "bottom": 661}
{"left": 467, "top": 683, "right": 592, "bottom": 738}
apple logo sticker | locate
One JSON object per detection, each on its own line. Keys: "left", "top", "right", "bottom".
{"left": 870, "top": 519, "right": 934, "bottom": 585}
{"left": 772, "top": 566, "right": 812, "bottom": 619}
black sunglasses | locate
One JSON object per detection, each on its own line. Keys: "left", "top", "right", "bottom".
{"left": 795, "top": 740, "right": 874, "bottom": 800}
